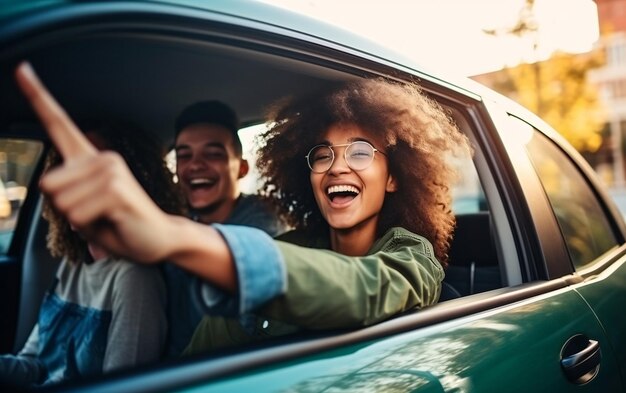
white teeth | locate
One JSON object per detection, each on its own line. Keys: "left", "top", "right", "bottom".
{"left": 190, "top": 178, "right": 215, "bottom": 185}
{"left": 327, "top": 185, "right": 359, "bottom": 195}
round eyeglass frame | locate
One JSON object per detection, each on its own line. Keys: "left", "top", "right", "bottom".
{"left": 305, "top": 141, "right": 386, "bottom": 173}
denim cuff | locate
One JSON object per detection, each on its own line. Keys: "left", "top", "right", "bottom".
{"left": 195, "top": 224, "right": 286, "bottom": 316}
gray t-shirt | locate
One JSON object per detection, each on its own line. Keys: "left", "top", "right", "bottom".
{"left": 0, "top": 257, "right": 167, "bottom": 387}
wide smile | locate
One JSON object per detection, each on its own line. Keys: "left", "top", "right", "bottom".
{"left": 187, "top": 177, "right": 217, "bottom": 191}
{"left": 326, "top": 184, "right": 361, "bottom": 206}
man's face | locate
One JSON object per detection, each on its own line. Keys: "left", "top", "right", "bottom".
{"left": 175, "top": 124, "right": 247, "bottom": 221}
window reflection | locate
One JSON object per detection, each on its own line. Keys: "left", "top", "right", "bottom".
{"left": 521, "top": 123, "right": 618, "bottom": 269}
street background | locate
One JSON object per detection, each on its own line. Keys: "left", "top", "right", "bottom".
{"left": 260, "top": 0, "right": 626, "bottom": 215}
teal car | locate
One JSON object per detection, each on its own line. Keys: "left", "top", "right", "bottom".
{"left": 0, "top": 1, "right": 625, "bottom": 392}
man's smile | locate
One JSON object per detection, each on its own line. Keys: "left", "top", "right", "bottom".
{"left": 187, "top": 176, "right": 218, "bottom": 191}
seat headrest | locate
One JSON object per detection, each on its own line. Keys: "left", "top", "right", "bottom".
{"left": 448, "top": 212, "right": 498, "bottom": 267}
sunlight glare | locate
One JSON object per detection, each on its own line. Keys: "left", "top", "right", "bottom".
{"left": 258, "top": 0, "right": 599, "bottom": 77}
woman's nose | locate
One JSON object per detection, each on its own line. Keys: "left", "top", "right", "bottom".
{"left": 327, "top": 151, "right": 350, "bottom": 174}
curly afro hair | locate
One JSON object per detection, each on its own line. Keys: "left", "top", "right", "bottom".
{"left": 256, "top": 78, "right": 472, "bottom": 266}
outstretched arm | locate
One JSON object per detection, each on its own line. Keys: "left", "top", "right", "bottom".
{"left": 14, "top": 62, "right": 238, "bottom": 292}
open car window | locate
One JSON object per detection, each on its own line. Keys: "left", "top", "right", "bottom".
{"left": 3, "top": 28, "right": 507, "bottom": 383}
{"left": 3, "top": 25, "right": 507, "bottom": 388}
{"left": 167, "top": 113, "right": 499, "bottom": 303}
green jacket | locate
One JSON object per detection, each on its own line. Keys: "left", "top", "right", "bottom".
{"left": 184, "top": 227, "right": 444, "bottom": 354}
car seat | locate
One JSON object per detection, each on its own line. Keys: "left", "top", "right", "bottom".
{"left": 442, "top": 212, "right": 501, "bottom": 299}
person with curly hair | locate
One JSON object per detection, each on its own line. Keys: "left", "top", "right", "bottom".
{"left": 15, "top": 63, "right": 471, "bottom": 355}
{"left": 0, "top": 119, "right": 185, "bottom": 388}
{"left": 258, "top": 78, "right": 465, "bottom": 266}
{"left": 183, "top": 78, "right": 471, "bottom": 352}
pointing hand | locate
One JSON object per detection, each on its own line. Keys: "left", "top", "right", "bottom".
{"left": 15, "top": 61, "right": 176, "bottom": 262}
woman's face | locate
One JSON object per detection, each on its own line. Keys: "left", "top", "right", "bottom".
{"left": 310, "top": 123, "right": 397, "bottom": 233}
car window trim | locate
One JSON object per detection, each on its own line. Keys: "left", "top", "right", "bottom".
{"left": 509, "top": 114, "right": 626, "bottom": 271}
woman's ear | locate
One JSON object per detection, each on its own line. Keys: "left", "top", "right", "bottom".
{"left": 386, "top": 174, "right": 398, "bottom": 193}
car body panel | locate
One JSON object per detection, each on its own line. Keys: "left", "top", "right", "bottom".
{"left": 174, "top": 289, "right": 619, "bottom": 392}
{"left": 574, "top": 254, "right": 626, "bottom": 385}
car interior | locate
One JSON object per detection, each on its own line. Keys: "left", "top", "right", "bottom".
{"left": 0, "top": 19, "right": 510, "bottom": 378}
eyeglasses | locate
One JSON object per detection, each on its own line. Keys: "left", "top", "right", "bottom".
{"left": 305, "top": 141, "right": 386, "bottom": 173}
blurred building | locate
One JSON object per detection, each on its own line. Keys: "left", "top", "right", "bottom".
{"left": 472, "top": 0, "right": 626, "bottom": 189}
{"left": 589, "top": 0, "right": 626, "bottom": 187}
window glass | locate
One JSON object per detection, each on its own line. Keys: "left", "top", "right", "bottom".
{"left": 450, "top": 155, "right": 487, "bottom": 214}
{"left": 0, "top": 139, "right": 44, "bottom": 254}
{"left": 523, "top": 125, "right": 618, "bottom": 269}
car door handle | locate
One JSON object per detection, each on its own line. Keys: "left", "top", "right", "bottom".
{"left": 560, "top": 335, "right": 601, "bottom": 384}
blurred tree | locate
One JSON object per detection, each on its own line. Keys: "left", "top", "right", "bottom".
{"left": 493, "top": 51, "right": 606, "bottom": 153}
{"left": 483, "top": 0, "right": 607, "bottom": 154}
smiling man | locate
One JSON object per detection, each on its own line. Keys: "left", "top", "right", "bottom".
{"left": 174, "top": 100, "right": 282, "bottom": 230}
{"left": 166, "top": 100, "right": 285, "bottom": 356}
{"left": 174, "top": 100, "right": 244, "bottom": 224}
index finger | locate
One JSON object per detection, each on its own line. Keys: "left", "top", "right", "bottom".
{"left": 15, "top": 61, "right": 97, "bottom": 160}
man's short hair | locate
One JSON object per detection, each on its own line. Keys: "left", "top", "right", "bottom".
{"left": 175, "top": 100, "right": 242, "bottom": 156}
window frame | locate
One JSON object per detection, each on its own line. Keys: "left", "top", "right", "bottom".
{"left": 524, "top": 127, "right": 620, "bottom": 270}
{"left": 502, "top": 112, "right": 626, "bottom": 277}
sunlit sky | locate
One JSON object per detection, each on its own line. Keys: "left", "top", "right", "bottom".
{"left": 258, "top": 0, "right": 599, "bottom": 77}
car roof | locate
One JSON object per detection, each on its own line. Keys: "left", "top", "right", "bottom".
{"left": 1, "top": 0, "right": 450, "bottom": 78}
{"left": 0, "top": 0, "right": 521, "bottom": 148}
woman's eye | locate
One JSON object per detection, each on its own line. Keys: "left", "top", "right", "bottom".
{"left": 314, "top": 153, "right": 332, "bottom": 162}
{"left": 312, "top": 148, "right": 332, "bottom": 161}
{"left": 350, "top": 150, "right": 371, "bottom": 158}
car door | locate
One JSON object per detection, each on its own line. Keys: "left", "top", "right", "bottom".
{"left": 168, "top": 98, "right": 623, "bottom": 393}
{"left": 514, "top": 114, "right": 626, "bottom": 387}
{"left": 182, "top": 291, "right": 618, "bottom": 393}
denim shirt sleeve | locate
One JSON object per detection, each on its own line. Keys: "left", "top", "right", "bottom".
{"left": 0, "top": 325, "right": 46, "bottom": 387}
{"left": 193, "top": 224, "right": 286, "bottom": 316}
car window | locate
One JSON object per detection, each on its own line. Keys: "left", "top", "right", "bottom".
{"left": 520, "top": 120, "right": 618, "bottom": 269}
{"left": 445, "top": 146, "right": 499, "bottom": 298}
{"left": 450, "top": 154, "right": 487, "bottom": 214}
{"left": 0, "top": 138, "right": 43, "bottom": 254}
